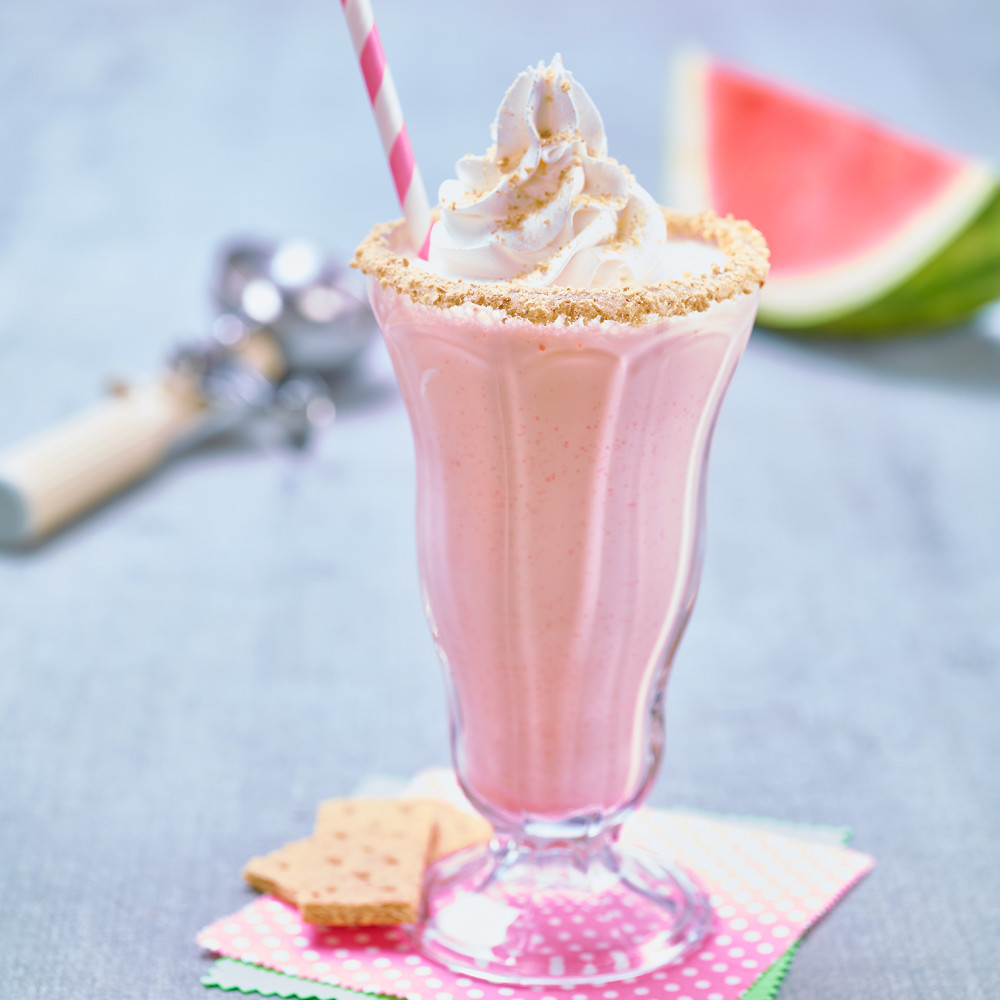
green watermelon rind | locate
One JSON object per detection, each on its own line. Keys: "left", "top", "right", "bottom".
{"left": 752, "top": 165, "right": 1000, "bottom": 334}
{"left": 802, "top": 184, "right": 1000, "bottom": 336}
{"left": 759, "top": 161, "right": 997, "bottom": 332}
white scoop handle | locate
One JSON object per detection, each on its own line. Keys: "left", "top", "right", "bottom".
{"left": 0, "top": 374, "right": 206, "bottom": 545}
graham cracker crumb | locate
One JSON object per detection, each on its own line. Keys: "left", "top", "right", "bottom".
{"left": 353, "top": 208, "right": 769, "bottom": 326}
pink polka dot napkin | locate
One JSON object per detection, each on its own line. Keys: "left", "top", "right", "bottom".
{"left": 198, "top": 783, "right": 873, "bottom": 1000}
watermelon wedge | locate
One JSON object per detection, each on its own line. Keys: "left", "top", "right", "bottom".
{"left": 668, "top": 53, "right": 1000, "bottom": 336}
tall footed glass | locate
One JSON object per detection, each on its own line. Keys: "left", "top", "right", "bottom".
{"left": 357, "top": 211, "right": 766, "bottom": 985}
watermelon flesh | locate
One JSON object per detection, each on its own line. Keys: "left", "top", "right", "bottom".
{"left": 708, "top": 66, "right": 968, "bottom": 273}
{"left": 669, "top": 54, "right": 1000, "bottom": 335}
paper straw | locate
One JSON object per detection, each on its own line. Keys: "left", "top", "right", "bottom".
{"left": 340, "top": 0, "right": 433, "bottom": 259}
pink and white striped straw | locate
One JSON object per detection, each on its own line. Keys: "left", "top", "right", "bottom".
{"left": 340, "top": 0, "right": 433, "bottom": 259}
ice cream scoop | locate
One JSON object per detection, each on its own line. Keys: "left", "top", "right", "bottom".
{"left": 0, "top": 238, "right": 375, "bottom": 546}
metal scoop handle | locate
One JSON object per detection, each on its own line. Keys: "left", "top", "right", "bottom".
{"left": 0, "top": 374, "right": 206, "bottom": 545}
{"left": 0, "top": 330, "right": 287, "bottom": 545}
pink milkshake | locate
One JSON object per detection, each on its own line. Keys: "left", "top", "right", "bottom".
{"left": 355, "top": 56, "right": 767, "bottom": 984}
{"left": 372, "top": 273, "right": 756, "bottom": 823}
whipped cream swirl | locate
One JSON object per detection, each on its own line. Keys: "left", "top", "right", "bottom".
{"left": 427, "top": 55, "right": 675, "bottom": 289}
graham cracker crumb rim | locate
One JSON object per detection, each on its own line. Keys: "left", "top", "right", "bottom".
{"left": 352, "top": 208, "right": 769, "bottom": 326}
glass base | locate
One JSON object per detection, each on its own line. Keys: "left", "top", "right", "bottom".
{"left": 411, "top": 834, "right": 713, "bottom": 985}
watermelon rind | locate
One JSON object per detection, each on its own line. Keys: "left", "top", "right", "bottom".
{"left": 756, "top": 168, "right": 998, "bottom": 330}
{"left": 814, "top": 185, "right": 1000, "bottom": 335}
{"left": 667, "top": 52, "right": 1000, "bottom": 334}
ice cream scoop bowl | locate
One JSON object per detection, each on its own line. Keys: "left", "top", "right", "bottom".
{"left": 360, "top": 215, "right": 764, "bottom": 982}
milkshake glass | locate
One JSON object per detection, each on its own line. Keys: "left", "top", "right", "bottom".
{"left": 354, "top": 58, "right": 768, "bottom": 986}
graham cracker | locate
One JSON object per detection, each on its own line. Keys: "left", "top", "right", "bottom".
{"left": 242, "top": 797, "right": 493, "bottom": 927}
{"left": 302, "top": 798, "right": 438, "bottom": 925}
{"left": 242, "top": 837, "right": 320, "bottom": 907}
{"left": 427, "top": 801, "right": 493, "bottom": 862}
